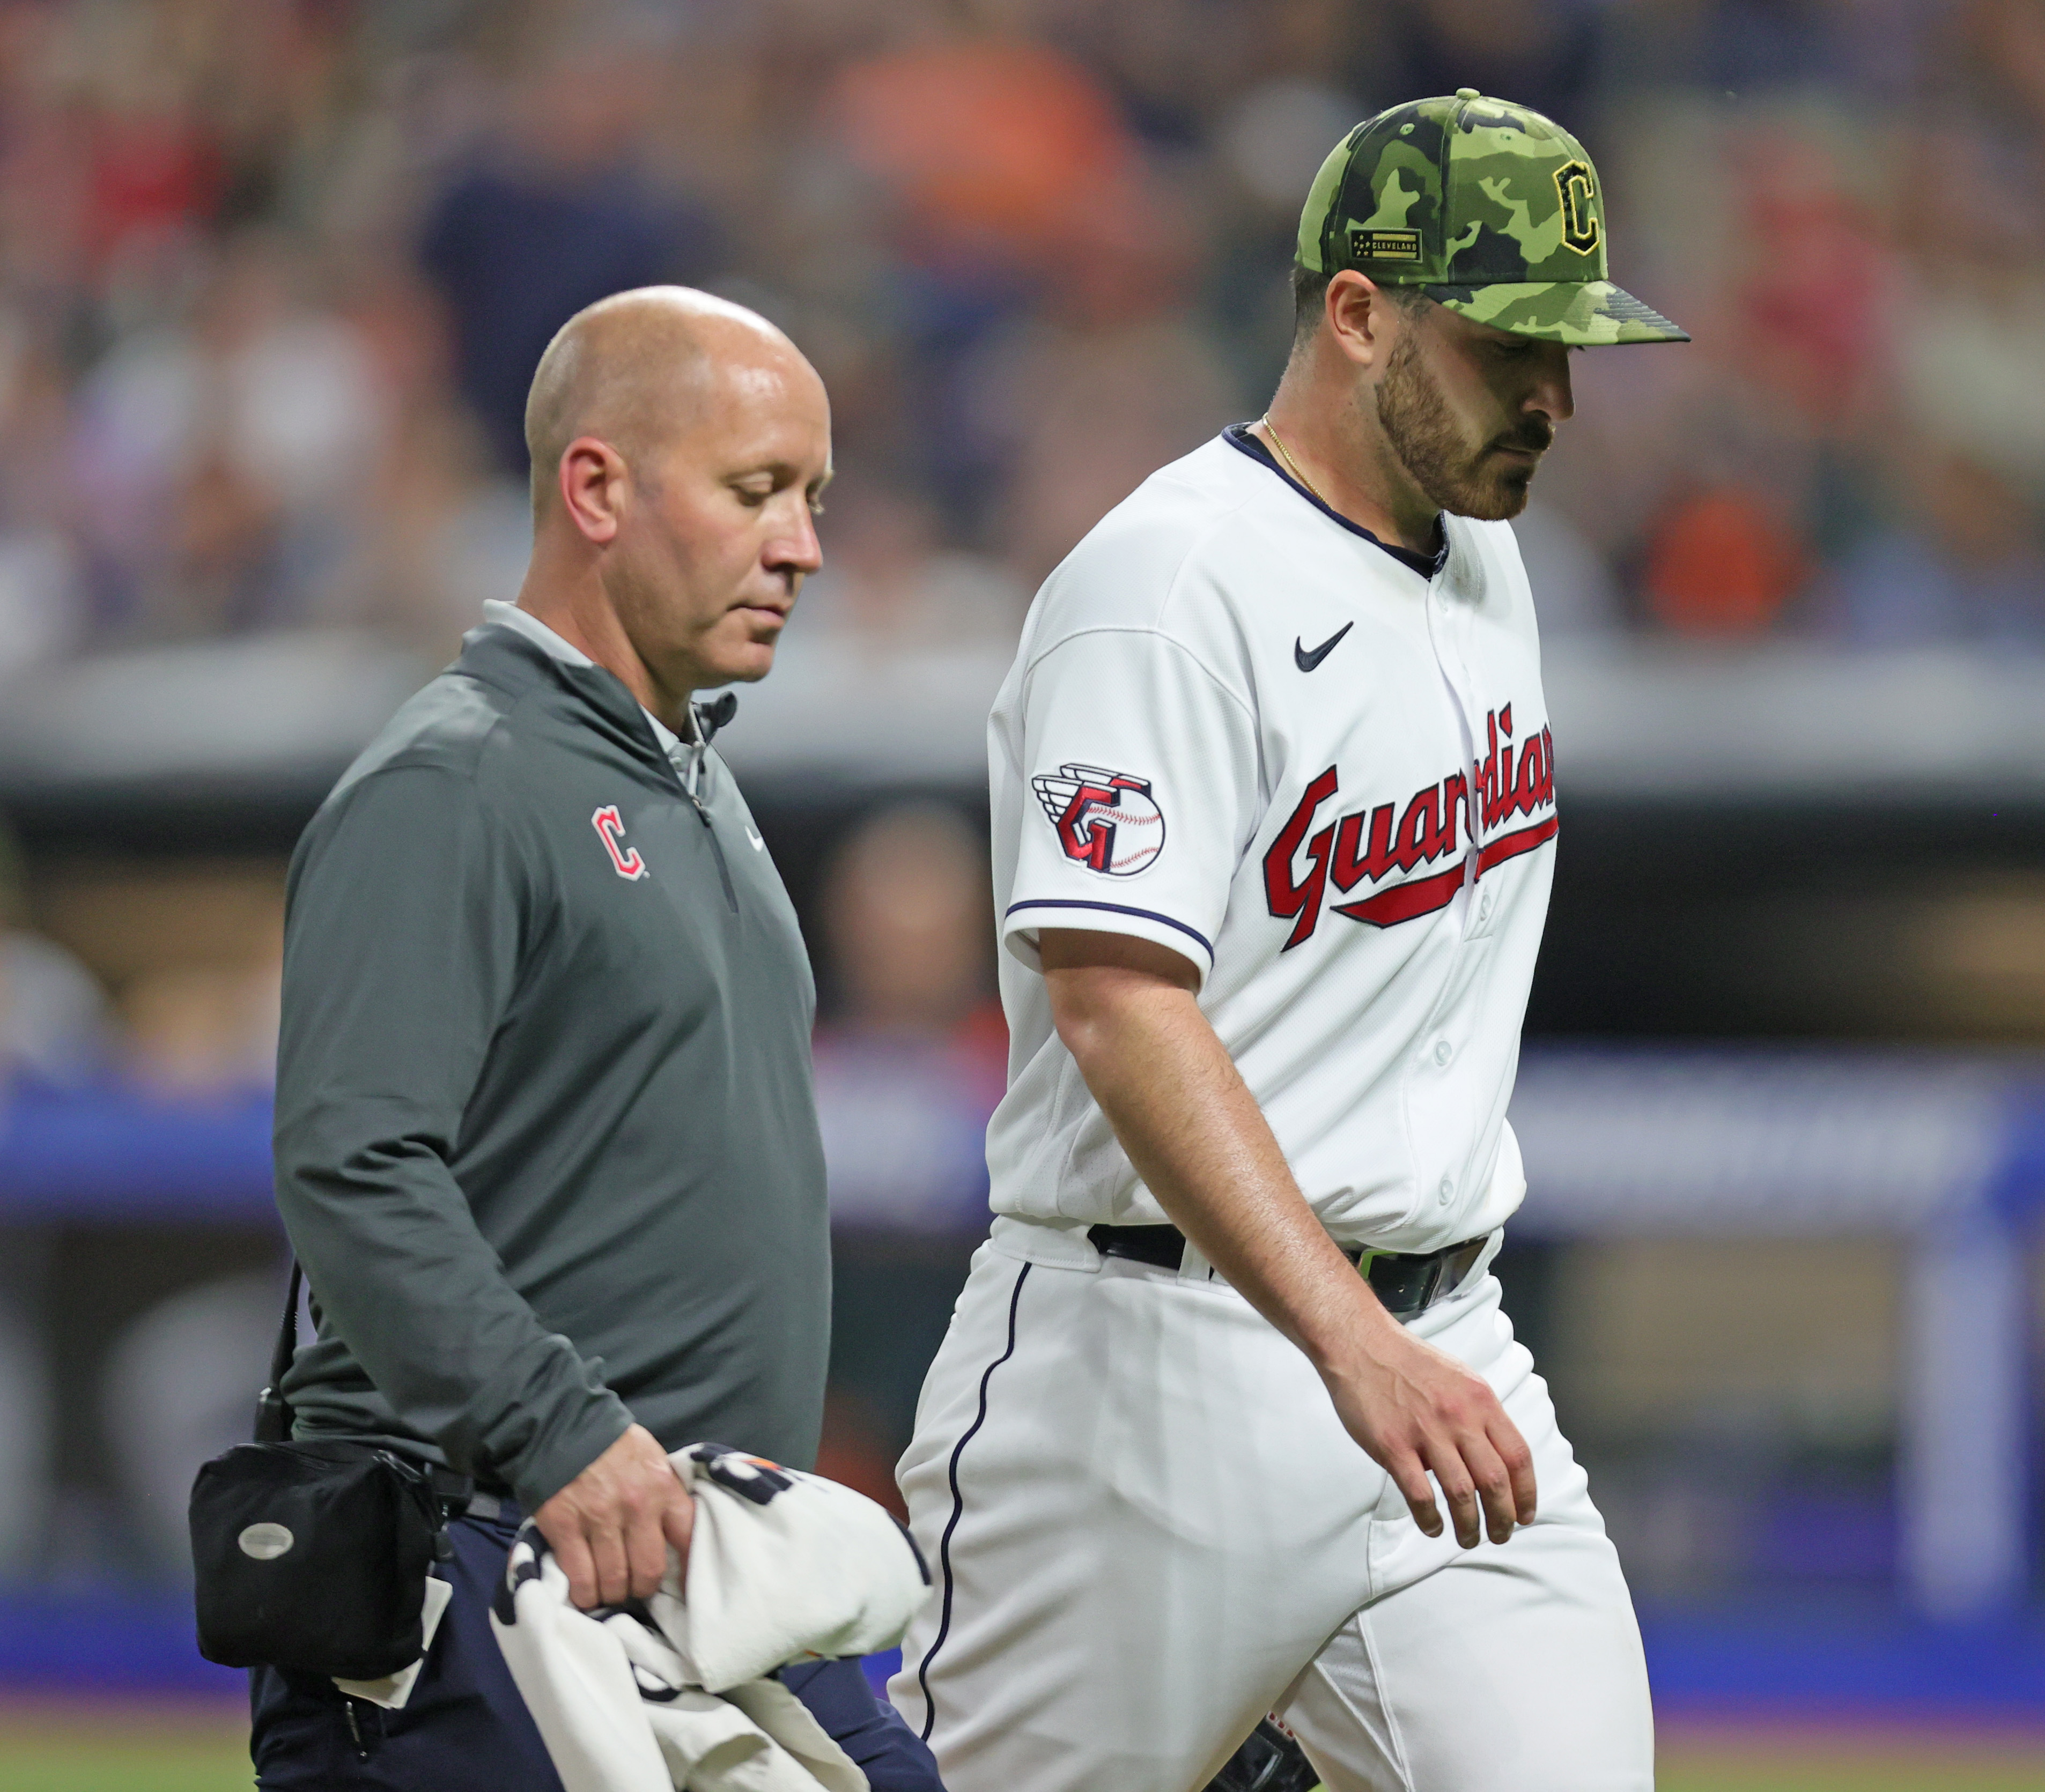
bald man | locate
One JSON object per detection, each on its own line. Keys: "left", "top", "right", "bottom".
{"left": 257, "top": 289, "right": 944, "bottom": 1789}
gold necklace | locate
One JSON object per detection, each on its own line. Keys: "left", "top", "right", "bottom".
{"left": 1261, "top": 413, "right": 1329, "bottom": 507}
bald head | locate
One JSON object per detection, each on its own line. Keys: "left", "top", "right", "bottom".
{"left": 523, "top": 286, "right": 809, "bottom": 514}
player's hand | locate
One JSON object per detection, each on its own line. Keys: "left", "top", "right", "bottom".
{"left": 1321, "top": 1315, "right": 1535, "bottom": 1549}
{"left": 532, "top": 1423, "right": 696, "bottom": 1609}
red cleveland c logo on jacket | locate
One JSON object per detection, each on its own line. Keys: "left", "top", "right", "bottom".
{"left": 591, "top": 805, "right": 647, "bottom": 880}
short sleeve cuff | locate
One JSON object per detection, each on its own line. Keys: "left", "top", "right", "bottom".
{"left": 1003, "top": 898, "right": 1216, "bottom": 985}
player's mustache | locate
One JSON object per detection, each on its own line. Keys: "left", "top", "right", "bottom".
{"left": 1492, "top": 421, "right": 1555, "bottom": 455}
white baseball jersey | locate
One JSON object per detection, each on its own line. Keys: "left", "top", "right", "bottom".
{"left": 985, "top": 426, "right": 1559, "bottom": 1253}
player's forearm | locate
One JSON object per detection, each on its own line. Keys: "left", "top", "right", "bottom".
{"left": 1047, "top": 960, "right": 1397, "bottom": 1372}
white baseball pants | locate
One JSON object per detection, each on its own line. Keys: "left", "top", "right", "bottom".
{"left": 889, "top": 1223, "right": 1652, "bottom": 1792}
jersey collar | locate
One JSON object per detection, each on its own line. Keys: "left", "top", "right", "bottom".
{"left": 1222, "top": 424, "right": 1448, "bottom": 580}
{"left": 481, "top": 598, "right": 695, "bottom": 753}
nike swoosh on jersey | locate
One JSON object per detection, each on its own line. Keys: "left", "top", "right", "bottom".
{"left": 744, "top": 826, "right": 766, "bottom": 851}
{"left": 1294, "top": 622, "right": 1353, "bottom": 672}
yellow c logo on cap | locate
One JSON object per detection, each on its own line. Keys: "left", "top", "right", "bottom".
{"left": 1553, "top": 160, "right": 1600, "bottom": 255}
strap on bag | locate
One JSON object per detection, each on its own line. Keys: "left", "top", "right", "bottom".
{"left": 249, "top": 1261, "right": 465, "bottom": 1551}
{"left": 191, "top": 1261, "right": 469, "bottom": 1678}
{"left": 253, "top": 1262, "right": 302, "bottom": 1444}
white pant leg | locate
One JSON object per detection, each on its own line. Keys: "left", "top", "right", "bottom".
{"left": 891, "top": 1235, "right": 1651, "bottom": 1792}
{"left": 890, "top": 1238, "right": 1387, "bottom": 1792}
{"left": 1282, "top": 1292, "right": 1655, "bottom": 1792}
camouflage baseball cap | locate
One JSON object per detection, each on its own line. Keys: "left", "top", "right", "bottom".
{"left": 1297, "top": 88, "right": 1687, "bottom": 346}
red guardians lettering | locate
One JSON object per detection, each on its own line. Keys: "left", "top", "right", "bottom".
{"left": 1264, "top": 767, "right": 1338, "bottom": 949}
{"left": 592, "top": 804, "right": 648, "bottom": 880}
{"left": 1263, "top": 707, "right": 1557, "bottom": 949}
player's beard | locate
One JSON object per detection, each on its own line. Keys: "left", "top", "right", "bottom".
{"left": 1375, "top": 329, "right": 1552, "bottom": 521}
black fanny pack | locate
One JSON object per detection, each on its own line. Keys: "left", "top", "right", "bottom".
{"left": 188, "top": 1264, "right": 453, "bottom": 1681}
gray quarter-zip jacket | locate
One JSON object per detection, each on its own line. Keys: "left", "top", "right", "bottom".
{"left": 273, "top": 622, "right": 829, "bottom": 1513}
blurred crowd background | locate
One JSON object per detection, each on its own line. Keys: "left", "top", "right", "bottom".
{"left": 0, "top": 0, "right": 2042, "bottom": 1763}
{"left": 0, "top": 0, "right": 2040, "bottom": 671}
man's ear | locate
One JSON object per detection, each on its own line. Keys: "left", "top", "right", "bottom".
{"left": 1324, "top": 272, "right": 1394, "bottom": 371}
{"left": 559, "top": 437, "right": 629, "bottom": 545}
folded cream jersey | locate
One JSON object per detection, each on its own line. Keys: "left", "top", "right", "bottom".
{"left": 490, "top": 1442, "right": 933, "bottom": 1792}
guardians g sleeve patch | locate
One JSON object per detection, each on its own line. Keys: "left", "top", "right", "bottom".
{"left": 1032, "top": 764, "right": 1166, "bottom": 876}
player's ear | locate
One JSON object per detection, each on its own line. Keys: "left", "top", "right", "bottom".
{"left": 1325, "top": 272, "right": 1393, "bottom": 372}
{"left": 558, "top": 437, "right": 630, "bottom": 545}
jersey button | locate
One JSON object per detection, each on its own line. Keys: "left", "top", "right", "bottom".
{"left": 1437, "top": 1175, "right": 1453, "bottom": 1204}
{"left": 1433, "top": 1039, "right": 1452, "bottom": 1066}
{"left": 1478, "top": 888, "right": 1495, "bottom": 922}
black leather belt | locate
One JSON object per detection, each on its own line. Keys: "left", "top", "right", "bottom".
{"left": 1086, "top": 1224, "right": 1489, "bottom": 1321}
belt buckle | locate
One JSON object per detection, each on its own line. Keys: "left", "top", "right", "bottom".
{"left": 1415, "top": 1253, "right": 1445, "bottom": 1312}
{"left": 1359, "top": 1245, "right": 1448, "bottom": 1321}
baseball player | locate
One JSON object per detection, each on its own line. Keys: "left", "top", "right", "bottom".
{"left": 888, "top": 93, "right": 1688, "bottom": 1792}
